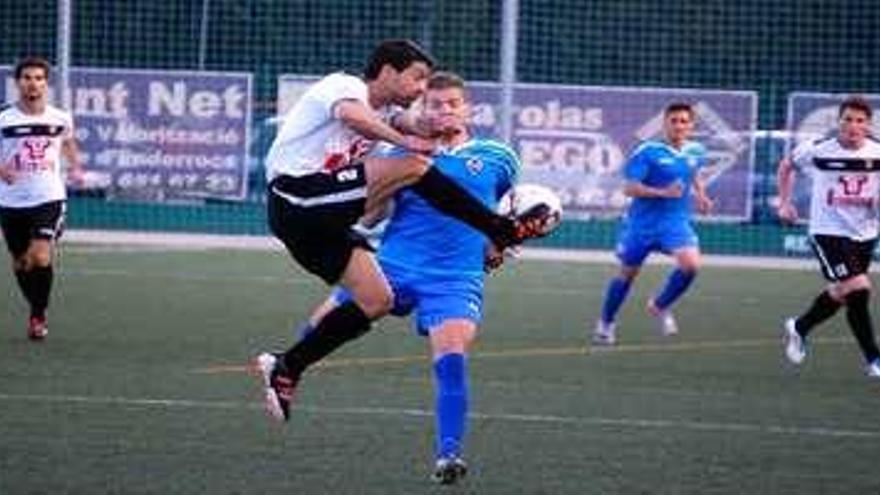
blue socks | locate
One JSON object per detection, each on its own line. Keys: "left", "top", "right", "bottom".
{"left": 654, "top": 268, "right": 696, "bottom": 311}
{"left": 601, "top": 277, "right": 633, "bottom": 324}
{"left": 433, "top": 353, "right": 467, "bottom": 459}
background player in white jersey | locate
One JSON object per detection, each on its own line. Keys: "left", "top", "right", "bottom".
{"left": 0, "top": 56, "right": 84, "bottom": 340}
{"left": 777, "top": 96, "right": 880, "bottom": 377}
{"left": 258, "top": 41, "right": 549, "bottom": 415}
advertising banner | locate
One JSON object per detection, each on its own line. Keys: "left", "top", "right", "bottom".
{"left": 278, "top": 75, "right": 757, "bottom": 220}
{"left": 2, "top": 67, "right": 252, "bottom": 201}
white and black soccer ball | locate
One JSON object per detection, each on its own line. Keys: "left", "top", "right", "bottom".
{"left": 497, "top": 183, "right": 564, "bottom": 236}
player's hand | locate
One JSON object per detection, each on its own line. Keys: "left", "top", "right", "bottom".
{"left": 428, "top": 114, "right": 461, "bottom": 137}
{"left": 777, "top": 201, "right": 798, "bottom": 223}
{"left": 67, "top": 167, "right": 86, "bottom": 187}
{"left": 695, "top": 194, "right": 714, "bottom": 214}
{"left": 0, "top": 161, "right": 17, "bottom": 184}
{"left": 401, "top": 135, "right": 436, "bottom": 155}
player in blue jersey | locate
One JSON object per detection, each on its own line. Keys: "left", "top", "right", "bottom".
{"left": 592, "top": 102, "right": 714, "bottom": 345}
{"left": 254, "top": 43, "right": 551, "bottom": 431}
{"left": 276, "top": 72, "right": 518, "bottom": 484}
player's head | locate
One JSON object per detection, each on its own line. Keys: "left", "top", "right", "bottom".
{"left": 14, "top": 56, "right": 51, "bottom": 104}
{"left": 423, "top": 71, "right": 470, "bottom": 140}
{"left": 837, "top": 96, "right": 873, "bottom": 147}
{"left": 663, "top": 102, "right": 696, "bottom": 146}
{"left": 364, "top": 39, "right": 435, "bottom": 106}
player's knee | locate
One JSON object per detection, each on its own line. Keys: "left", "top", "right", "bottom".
{"left": 677, "top": 258, "right": 700, "bottom": 274}
{"left": 435, "top": 338, "right": 469, "bottom": 356}
{"left": 356, "top": 291, "right": 393, "bottom": 319}
{"left": 840, "top": 275, "right": 871, "bottom": 298}
{"left": 618, "top": 266, "right": 640, "bottom": 281}
{"left": 431, "top": 324, "right": 476, "bottom": 357}
{"left": 29, "top": 249, "right": 52, "bottom": 268}
{"left": 399, "top": 154, "right": 430, "bottom": 181}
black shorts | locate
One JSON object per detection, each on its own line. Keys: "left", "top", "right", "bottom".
{"left": 267, "top": 166, "right": 371, "bottom": 284}
{"left": 0, "top": 201, "right": 65, "bottom": 257}
{"left": 810, "top": 234, "right": 877, "bottom": 282}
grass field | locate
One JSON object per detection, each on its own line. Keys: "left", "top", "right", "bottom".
{"left": 2, "top": 247, "right": 879, "bottom": 494}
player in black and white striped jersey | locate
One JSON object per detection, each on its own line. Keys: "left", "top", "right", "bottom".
{"left": 777, "top": 96, "right": 880, "bottom": 377}
{"left": 0, "top": 56, "right": 84, "bottom": 340}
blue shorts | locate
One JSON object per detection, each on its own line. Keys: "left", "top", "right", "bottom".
{"left": 615, "top": 221, "right": 699, "bottom": 267}
{"left": 331, "top": 262, "right": 484, "bottom": 336}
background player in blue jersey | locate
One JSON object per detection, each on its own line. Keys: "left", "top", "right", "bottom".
{"left": 289, "top": 72, "right": 518, "bottom": 484}
{"left": 592, "top": 102, "right": 713, "bottom": 345}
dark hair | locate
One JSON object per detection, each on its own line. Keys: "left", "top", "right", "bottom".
{"left": 427, "top": 71, "right": 466, "bottom": 92}
{"left": 14, "top": 56, "right": 51, "bottom": 80}
{"left": 664, "top": 102, "right": 694, "bottom": 117}
{"left": 363, "top": 39, "right": 435, "bottom": 80}
{"left": 839, "top": 96, "right": 873, "bottom": 120}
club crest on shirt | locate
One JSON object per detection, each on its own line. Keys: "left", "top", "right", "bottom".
{"left": 465, "top": 157, "right": 483, "bottom": 175}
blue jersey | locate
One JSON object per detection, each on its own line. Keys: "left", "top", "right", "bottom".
{"left": 623, "top": 139, "right": 706, "bottom": 230}
{"left": 378, "top": 138, "right": 520, "bottom": 278}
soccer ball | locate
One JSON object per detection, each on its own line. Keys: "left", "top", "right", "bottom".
{"left": 497, "top": 183, "right": 564, "bottom": 236}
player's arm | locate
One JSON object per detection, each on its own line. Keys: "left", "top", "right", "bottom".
{"left": 389, "top": 108, "right": 438, "bottom": 139}
{"left": 0, "top": 156, "right": 16, "bottom": 184}
{"left": 691, "top": 173, "right": 714, "bottom": 214}
{"left": 621, "top": 147, "right": 682, "bottom": 199}
{"left": 0, "top": 131, "right": 16, "bottom": 183}
{"left": 776, "top": 155, "right": 798, "bottom": 223}
{"left": 335, "top": 99, "right": 434, "bottom": 153}
{"left": 622, "top": 180, "right": 683, "bottom": 199}
{"left": 61, "top": 127, "right": 85, "bottom": 186}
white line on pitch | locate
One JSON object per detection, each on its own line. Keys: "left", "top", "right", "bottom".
{"left": 0, "top": 393, "right": 876, "bottom": 440}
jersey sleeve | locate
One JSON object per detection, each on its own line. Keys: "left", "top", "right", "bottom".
{"left": 62, "top": 110, "right": 75, "bottom": 140}
{"left": 311, "top": 73, "right": 369, "bottom": 118}
{"left": 624, "top": 143, "right": 652, "bottom": 182}
{"left": 0, "top": 105, "right": 9, "bottom": 148}
{"left": 486, "top": 141, "right": 521, "bottom": 198}
{"left": 789, "top": 140, "right": 815, "bottom": 171}
{"left": 693, "top": 142, "right": 709, "bottom": 170}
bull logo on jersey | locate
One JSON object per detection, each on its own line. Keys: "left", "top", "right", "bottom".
{"left": 838, "top": 175, "right": 868, "bottom": 196}
{"left": 22, "top": 138, "right": 51, "bottom": 161}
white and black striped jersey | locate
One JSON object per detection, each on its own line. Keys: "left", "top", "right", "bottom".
{"left": 0, "top": 103, "right": 73, "bottom": 207}
{"left": 265, "top": 72, "right": 398, "bottom": 182}
{"left": 792, "top": 136, "right": 880, "bottom": 240}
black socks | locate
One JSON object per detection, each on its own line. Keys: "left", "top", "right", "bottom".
{"left": 283, "top": 301, "right": 372, "bottom": 376}
{"left": 796, "top": 290, "right": 841, "bottom": 337}
{"left": 14, "top": 266, "right": 53, "bottom": 318}
{"left": 844, "top": 289, "right": 880, "bottom": 363}
{"left": 410, "top": 167, "right": 514, "bottom": 245}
